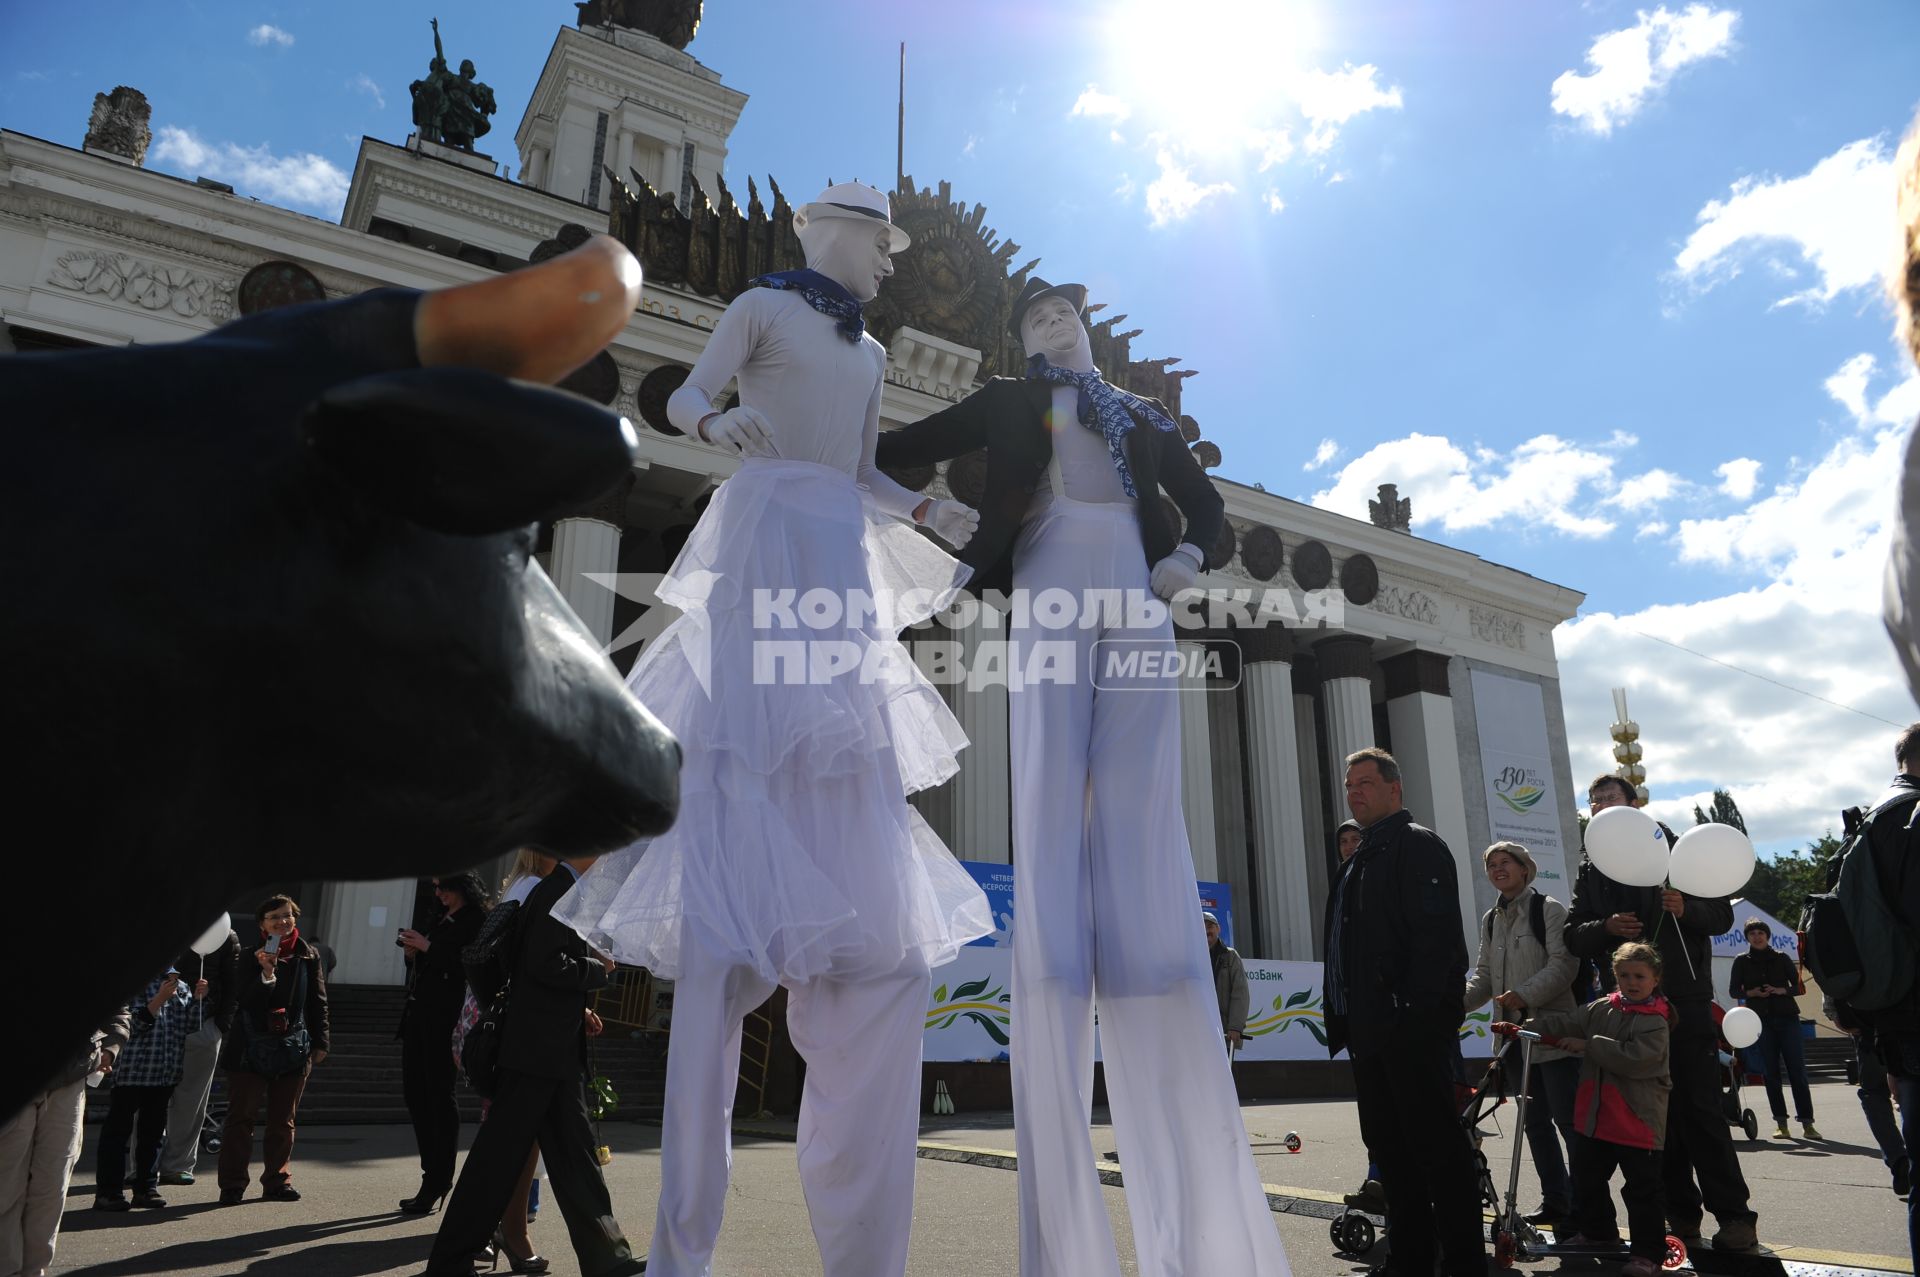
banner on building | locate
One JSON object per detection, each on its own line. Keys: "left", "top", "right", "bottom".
{"left": 957, "top": 861, "right": 1234, "bottom": 949}
{"left": 1468, "top": 670, "right": 1570, "bottom": 891}
{"left": 923, "top": 950, "right": 1498, "bottom": 1062}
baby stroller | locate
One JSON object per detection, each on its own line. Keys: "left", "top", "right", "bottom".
{"left": 1327, "top": 1034, "right": 1525, "bottom": 1259}
{"left": 1709, "top": 1001, "right": 1760, "bottom": 1141}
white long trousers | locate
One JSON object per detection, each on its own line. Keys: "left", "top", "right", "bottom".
{"left": 1007, "top": 498, "right": 1292, "bottom": 1277}
{"left": 648, "top": 921, "right": 932, "bottom": 1277}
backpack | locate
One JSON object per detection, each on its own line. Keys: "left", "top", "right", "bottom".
{"left": 461, "top": 898, "right": 523, "bottom": 1006}
{"left": 1802, "top": 791, "right": 1920, "bottom": 1013}
{"left": 1482, "top": 892, "right": 1595, "bottom": 1007}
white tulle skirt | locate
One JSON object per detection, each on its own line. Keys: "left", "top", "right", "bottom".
{"left": 554, "top": 458, "right": 992, "bottom": 984}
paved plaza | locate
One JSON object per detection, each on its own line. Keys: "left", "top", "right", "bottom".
{"left": 49, "top": 1079, "right": 1907, "bottom": 1276}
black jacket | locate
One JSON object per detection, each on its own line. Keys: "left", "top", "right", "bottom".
{"left": 500, "top": 870, "right": 611, "bottom": 1083}
{"left": 221, "top": 937, "right": 331, "bottom": 1072}
{"left": 399, "top": 905, "right": 484, "bottom": 1040}
{"left": 1566, "top": 836, "right": 1730, "bottom": 1014}
{"left": 175, "top": 930, "right": 242, "bottom": 1034}
{"left": 1858, "top": 774, "right": 1920, "bottom": 1043}
{"left": 1322, "top": 810, "right": 1469, "bottom": 1059}
{"left": 1729, "top": 948, "right": 1802, "bottom": 1019}
{"left": 874, "top": 377, "right": 1225, "bottom": 598}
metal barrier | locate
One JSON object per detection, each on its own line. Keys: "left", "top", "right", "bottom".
{"left": 737, "top": 1003, "right": 776, "bottom": 1120}
{"left": 593, "top": 966, "right": 655, "bottom": 1030}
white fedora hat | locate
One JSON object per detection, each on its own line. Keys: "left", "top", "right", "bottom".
{"left": 793, "top": 181, "right": 911, "bottom": 254}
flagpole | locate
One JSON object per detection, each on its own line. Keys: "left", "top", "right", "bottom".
{"left": 896, "top": 41, "right": 906, "bottom": 193}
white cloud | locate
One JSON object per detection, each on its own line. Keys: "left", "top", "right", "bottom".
{"left": 1550, "top": 4, "right": 1737, "bottom": 135}
{"left": 1605, "top": 468, "right": 1685, "bottom": 510}
{"left": 1826, "top": 353, "right": 1876, "bottom": 421}
{"left": 1558, "top": 365, "right": 1919, "bottom": 848}
{"left": 1673, "top": 136, "right": 1899, "bottom": 308}
{"left": 1674, "top": 359, "right": 1919, "bottom": 595}
{"left": 1247, "top": 128, "right": 1295, "bottom": 172}
{"left": 1113, "top": 173, "right": 1137, "bottom": 200}
{"left": 1263, "top": 190, "right": 1286, "bottom": 215}
{"left": 1715, "top": 457, "right": 1762, "bottom": 500}
{"left": 348, "top": 73, "right": 384, "bottom": 111}
{"left": 1303, "top": 440, "right": 1341, "bottom": 473}
{"left": 1144, "top": 150, "right": 1234, "bottom": 228}
{"left": 962, "top": 134, "right": 978, "bottom": 158}
{"left": 247, "top": 23, "right": 294, "bottom": 47}
{"left": 1071, "top": 85, "right": 1131, "bottom": 123}
{"left": 1327, "top": 171, "right": 1349, "bottom": 186}
{"left": 1311, "top": 431, "right": 1618, "bottom": 538}
{"left": 151, "top": 125, "right": 348, "bottom": 215}
{"left": 1296, "top": 63, "right": 1403, "bottom": 154}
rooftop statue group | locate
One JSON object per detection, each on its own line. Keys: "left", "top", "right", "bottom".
{"left": 410, "top": 19, "right": 496, "bottom": 151}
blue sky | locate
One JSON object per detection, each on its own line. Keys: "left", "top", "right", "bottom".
{"left": 5, "top": 1, "right": 1917, "bottom": 849}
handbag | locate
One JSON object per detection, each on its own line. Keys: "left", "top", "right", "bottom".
{"left": 461, "top": 981, "right": 510, "bottom": 1098}
{"left": 243, "top": 954, "right": 312, "bottom": 1076}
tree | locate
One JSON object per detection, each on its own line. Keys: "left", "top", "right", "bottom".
{"left": 1692, "top": 789, "right": 1749, "bottom": 834}
{"left": 1740, "top": 831, "right": 1840, "bottom": 926}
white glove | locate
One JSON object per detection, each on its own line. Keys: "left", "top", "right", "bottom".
{"left": 922, "top": 499, "right": 980, "bottom": 550}
{"left": 1148, "top": 546, "right": 1203, "bottom": 601}
{"left": 698, "top": 405, "right": 776, "bottom": 456}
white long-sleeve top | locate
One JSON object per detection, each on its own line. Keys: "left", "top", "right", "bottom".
{"left": 665, "top": 288, "right": 925, "bottom": 521}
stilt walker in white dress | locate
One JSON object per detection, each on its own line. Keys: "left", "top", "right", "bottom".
{"left": 556, "top": 182, "right": 992, "bottom": 1277}
{"left": 876, "top": 279, "right": 1292, "bottom": 1277}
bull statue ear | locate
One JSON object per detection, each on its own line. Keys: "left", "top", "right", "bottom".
{"left": 302, "top": 368, "right": 638, "bottom": 536}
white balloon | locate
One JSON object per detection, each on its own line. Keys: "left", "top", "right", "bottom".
{"left": 189, "top": 912, "right": 232, "bottom": 956}
{"left": 1668, "top": 823, "right": 1757, "bottom": 899}
{"left": 1723, "top": 1005, "right": 1763, "bottom": 1049}
{"left": 1583, "top": 806, "right": 1670, "bottom": 888}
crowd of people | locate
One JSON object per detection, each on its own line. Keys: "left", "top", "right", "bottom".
{"left": 1322, "top": 724, "right": 1920, "bottom": 1277}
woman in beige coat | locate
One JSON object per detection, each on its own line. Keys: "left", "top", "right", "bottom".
{"left": 1465, "top": 841, "right": 1581, "bottom": 1224}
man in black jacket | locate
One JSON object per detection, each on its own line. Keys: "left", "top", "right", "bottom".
{"left": 876, "top": 279, "right": 1285, "bottom": 1274}
{"left": 426, "top": 857, "right": 645, "bottom": 1277}
{"left": 1567, "top": 774, "right": 1755, "bottom": 1252}
{"left": 1323, "top": 747, "right": 1484, "bottom": 1277}
{"left": 1845, "top": 723, "right": 1920, "bottom": 1263}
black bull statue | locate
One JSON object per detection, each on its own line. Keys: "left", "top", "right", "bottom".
{"left": 0, "top": 237, "right": 679, "bottom": 1114}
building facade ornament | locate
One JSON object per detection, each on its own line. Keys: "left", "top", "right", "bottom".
{"left": 1367, "top": 583, "right": 1441, "bottom": 626}
{"left": 1469, "top": 604, "right": 1528, "bottom": 650}
{"left": 46, "top": 249, "right": 234, "bottom": 322}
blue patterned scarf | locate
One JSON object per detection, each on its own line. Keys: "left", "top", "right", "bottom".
{"left": 750, "top": 269, "right": 864, "bottom": 343}
{"left": 1026, "top": 354, "right": 1177, "bottom": 498}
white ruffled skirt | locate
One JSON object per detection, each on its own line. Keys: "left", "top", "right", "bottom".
{"left": 554, "top": 458, "right": 992, "bottom": 983}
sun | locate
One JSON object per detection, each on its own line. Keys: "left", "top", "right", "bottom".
{"left": 1099, "top": 0, "right": 1320, "bottom": 158}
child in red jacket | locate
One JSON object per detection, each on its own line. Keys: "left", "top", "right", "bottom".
{"left": 1497, "top": 942, "right": 1673, "bottom": 1277}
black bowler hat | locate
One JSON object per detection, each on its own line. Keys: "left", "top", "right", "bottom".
{"left": 1008, "top": 276, "right": 1088, "bottom": 338}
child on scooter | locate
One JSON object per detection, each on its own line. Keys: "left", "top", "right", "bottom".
{"left": 1495, "top": 942, "right": 1673, "bottom": 1277}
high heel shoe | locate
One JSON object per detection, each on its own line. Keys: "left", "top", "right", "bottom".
{"left": 489, "top": 1227, "right": 550, "bottom": 1275}
{"left": 398, "top": 1181, "right": 451, "bottom": 1215}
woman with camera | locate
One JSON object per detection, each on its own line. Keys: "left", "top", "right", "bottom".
{"left": 216, "top": 893, "right": 330, "bottom": 1205}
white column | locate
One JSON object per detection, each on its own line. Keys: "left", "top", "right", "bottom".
{"left": 1292, "top": 678, "right": 1330, "bottom": 957}
{"left": 615, "top": 130, "right": 636, "bottom": 198}
{"left": 1384, "top": 651, "right": 1478, "bottom": 953}
{"left": 314, "top": 880, "right": 415, "bottom": 986}
{"left": 1316, "top": 635, "right": 1376, "bottom": 811}
{"left": 950, "top": 608, "right": 1010, "bottom": 864}
{"left": 550, "top": 515, "right": 622, "bottom": 649}
{"left": 1177, "top": 639, "right": 1218, "bottom": 880}
{"left": 1241, "top": 643, "right": 1314, "bottom": 960}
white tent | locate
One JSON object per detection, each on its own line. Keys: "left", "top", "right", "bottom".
{"left": 1709, "top": 898, "right": 1798, "bottom": 1011}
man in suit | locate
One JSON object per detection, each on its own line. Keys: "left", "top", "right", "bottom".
{"left": 875, "top": 280, "right": 1287, "bottom": 1275}
{"left": 426, "top": 855, "right": 645, "bottom": 1277}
